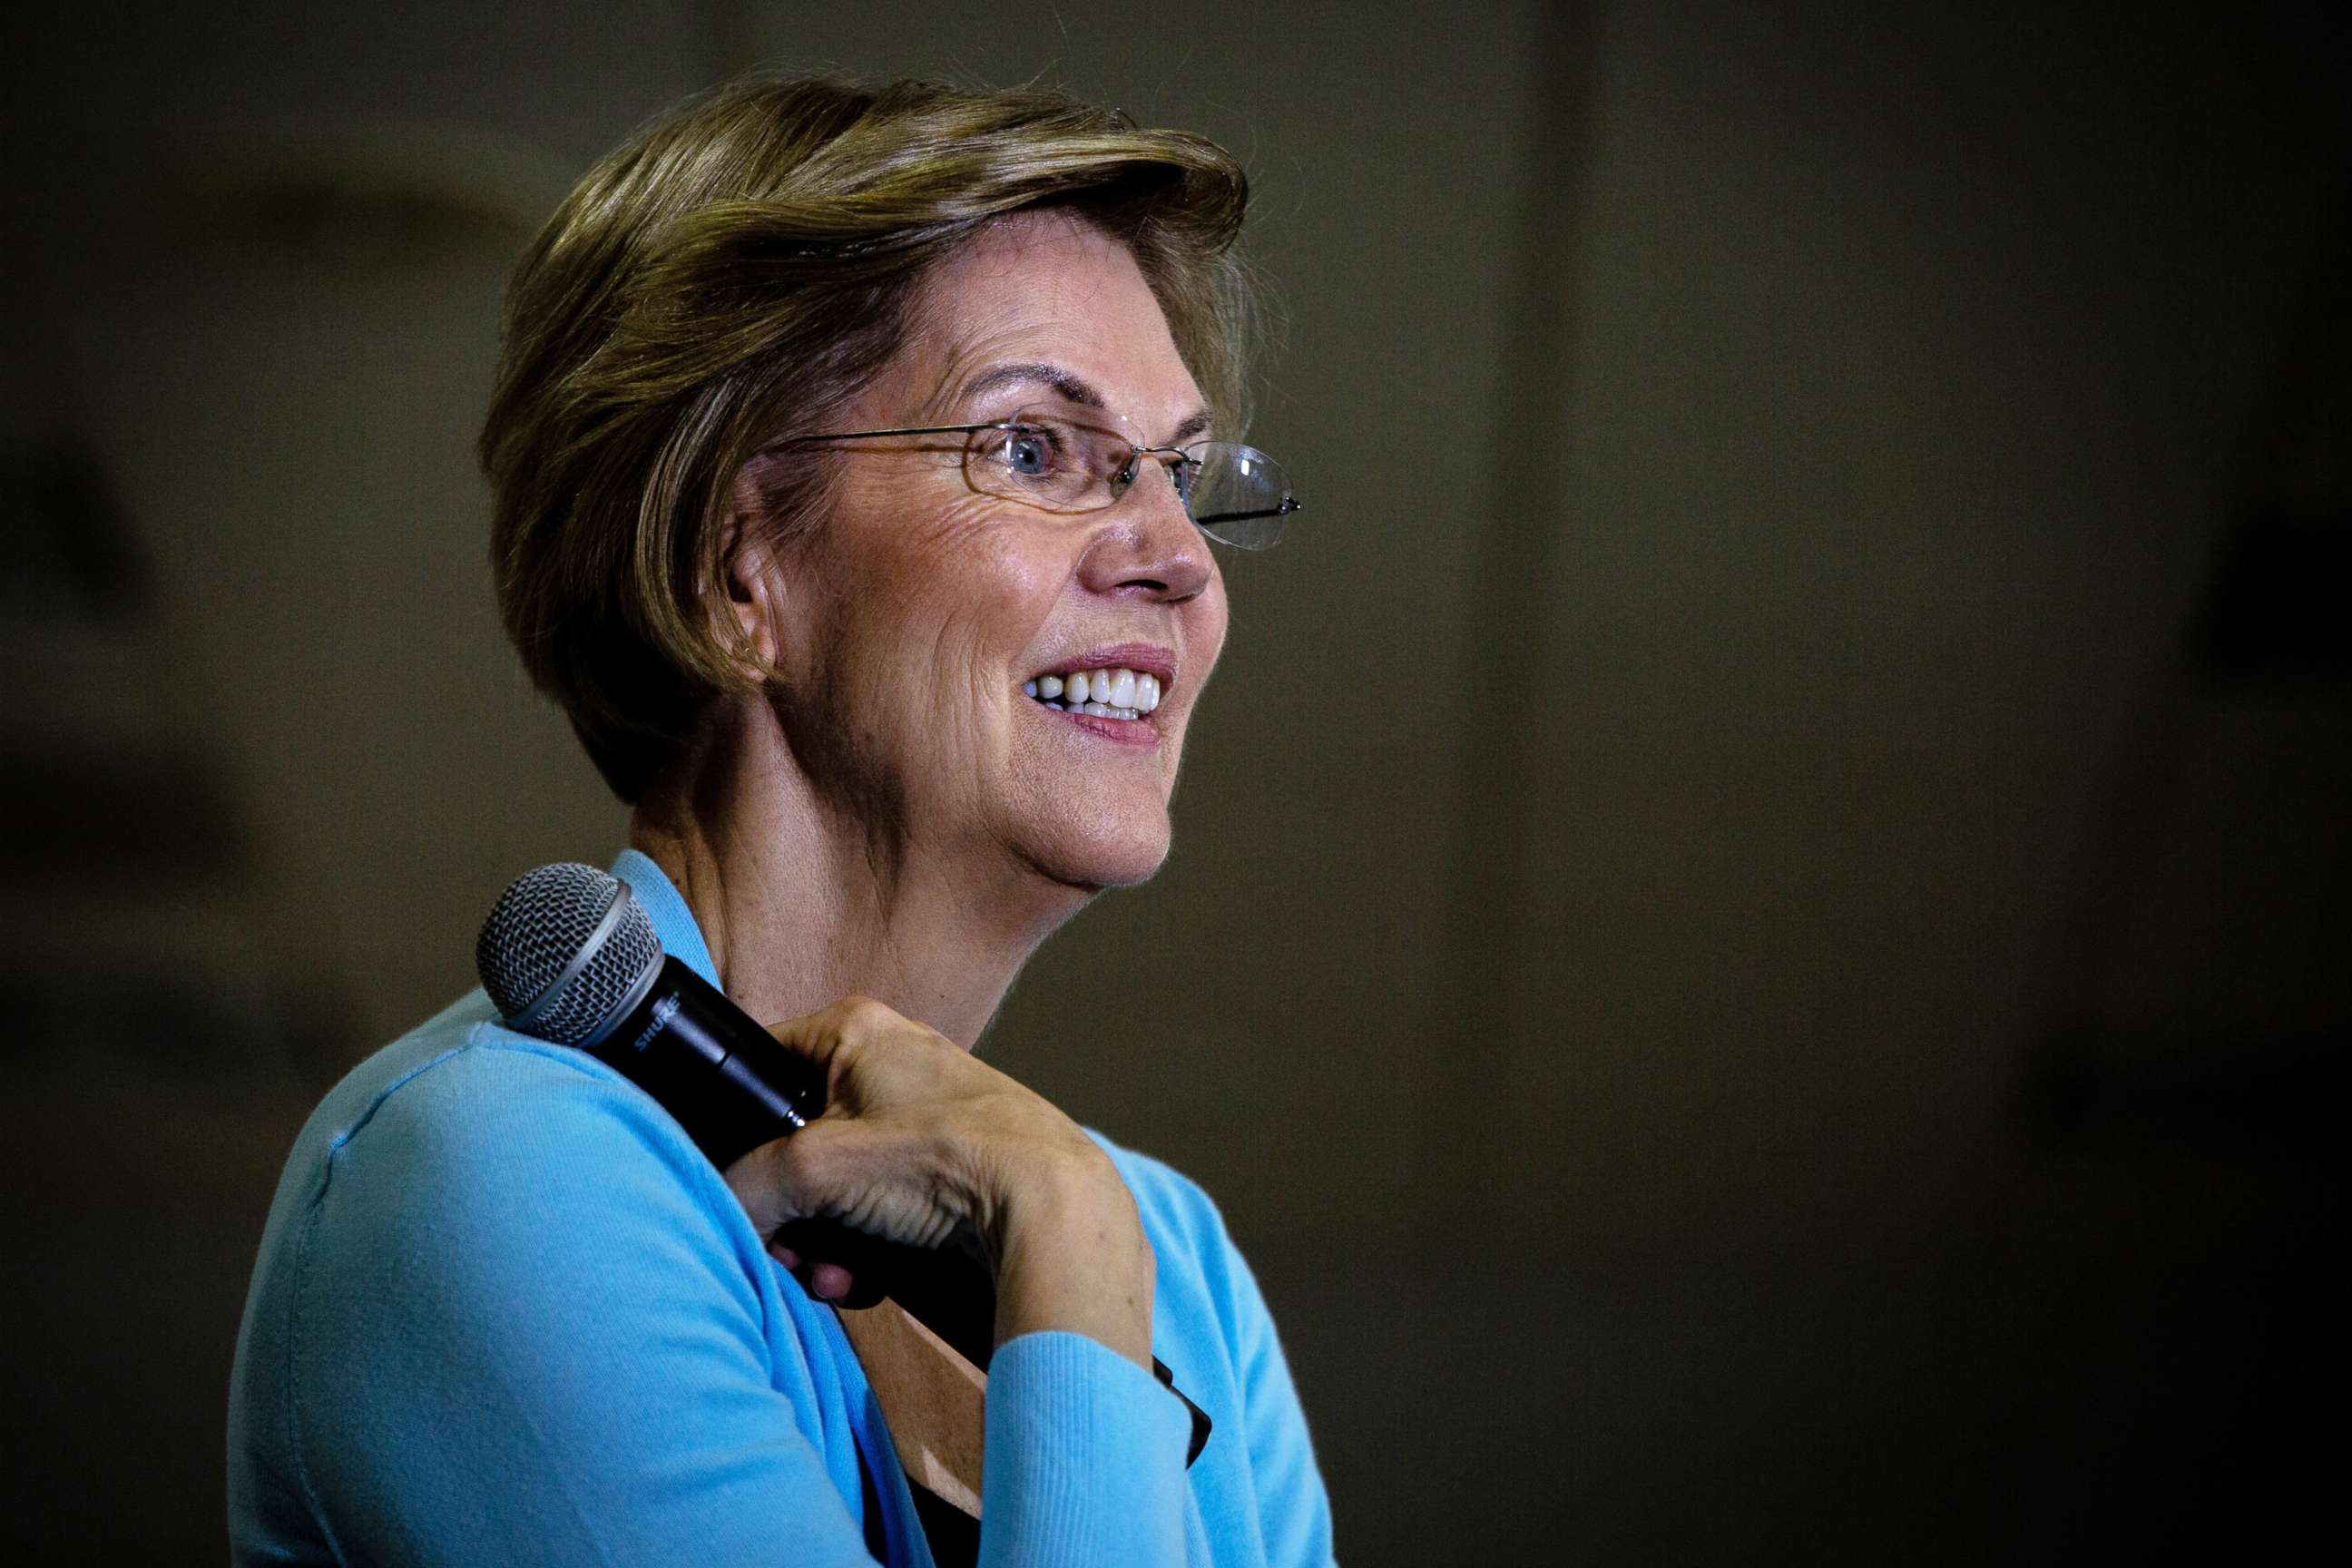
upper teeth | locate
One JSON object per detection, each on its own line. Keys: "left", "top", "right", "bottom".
{"left": 1024, "top": 665, "right": 1163, "bottom": 718}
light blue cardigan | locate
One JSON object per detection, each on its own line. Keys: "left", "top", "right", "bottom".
{"left": 228, "top": 850, "right": 1336, "bottom": 1566}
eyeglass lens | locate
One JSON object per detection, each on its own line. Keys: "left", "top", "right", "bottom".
{"left": 970, "top": 408, "right": 1294, "bottom": 548}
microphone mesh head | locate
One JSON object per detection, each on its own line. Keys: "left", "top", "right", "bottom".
{"left": 475, "top": 862, "right": 662, "bottom": 1045}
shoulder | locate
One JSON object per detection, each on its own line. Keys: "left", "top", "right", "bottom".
{"left": 1084, "top": 1130, "right": 1269, "bottom": 1347}
{"left": 265, "top": 993, "right": 763, "bottom": 1319}
{"left": 297, "top": 993, "right": 715, "bottom": 1200}
{"left": 1085, "top": 1129, "right": 1234, "bottom": 1262}
{"left": 235, "top": 996, "right": 869, "bottom": 1564}
{"left": 269, "top": 992, "right": 789, "bottom": 1419}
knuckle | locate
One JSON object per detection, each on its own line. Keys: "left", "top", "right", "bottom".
{"left": 769, "top": 1125, "right": 838, "bottom": 1196}
{"left": 834, "top": 995, "right": 894, "bottom": 1034}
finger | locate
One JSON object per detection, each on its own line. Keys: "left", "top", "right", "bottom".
{"left": 805, "top": 1259, "right": 856, "bottom": 1301}
{"left": 791, "top": 1252, "right": 883, "bottom": 1310}
{"left": 775, "top": 1217, "right": 907, "bottom": 1308}
{"left": 769, "top": 1220, "right": 877, "bottom": 1306}
{"left": 760, "top": 994, "right": 904, "bottom": 1094}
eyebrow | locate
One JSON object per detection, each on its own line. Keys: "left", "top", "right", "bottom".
{"left": 961, "top": 360, "right": 1100, "bottom": 409}
{"left": 958, "top": 360, "right": 1217, "bottom": 446}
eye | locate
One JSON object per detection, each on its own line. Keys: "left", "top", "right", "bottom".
{"left": 990, "top": 420, "right": 1073, "bottom": 482}
{"left": 967, "top": 411, "right": 1107, "bottom": 511}
{"left": 1004, "top": 428, "right": 1052, "bottom": 478}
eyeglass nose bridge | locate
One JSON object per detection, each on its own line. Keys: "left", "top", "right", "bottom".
{"left": 1110, "top": 443, "right": 1197, "bottom": 507}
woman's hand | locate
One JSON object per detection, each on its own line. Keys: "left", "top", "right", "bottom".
{"left": 722, "top": 995, "right": 1155, "bottom": 1368}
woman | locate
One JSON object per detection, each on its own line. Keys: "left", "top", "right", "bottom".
{"left": 228, "top": 75, "right": 1331, "bottom": 1567}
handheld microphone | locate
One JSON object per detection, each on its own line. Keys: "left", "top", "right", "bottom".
{"left": 475, "top": 861, "right": 818, "bottom": 1170}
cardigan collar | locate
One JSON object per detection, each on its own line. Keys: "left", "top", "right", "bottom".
{"left": 609, "top": 847, "right": 720, "bottom": 988}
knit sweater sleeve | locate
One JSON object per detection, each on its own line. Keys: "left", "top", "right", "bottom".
{"left": 979, "top": 1331, "right": 1196, "bottom": 1565}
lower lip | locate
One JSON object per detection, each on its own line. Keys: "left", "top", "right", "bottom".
{"left": 1032, "top": 702, "right": 1161, "bottom": 749}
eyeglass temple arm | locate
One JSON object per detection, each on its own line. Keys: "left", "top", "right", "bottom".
{"left": 1191, "top": 497, "right": 1302, "bottom": 525}
{"left": 785, "top": 420, "right": 1009, "bottom": 443}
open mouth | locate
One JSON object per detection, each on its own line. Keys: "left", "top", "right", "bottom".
{"left": 1021, "top": 663, "right": 1165, "bottom": 722}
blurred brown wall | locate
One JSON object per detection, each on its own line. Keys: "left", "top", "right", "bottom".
{"left": 4, "top": 2, "right": 2344, "bottom": 1561}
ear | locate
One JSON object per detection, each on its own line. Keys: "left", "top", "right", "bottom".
{"left": 715, "top": 465, "right": 790, "bottom": 681}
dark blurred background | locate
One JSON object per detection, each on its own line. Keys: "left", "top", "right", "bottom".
{"left": 4, "top": 2, "right": 2346, "bottom": 1562}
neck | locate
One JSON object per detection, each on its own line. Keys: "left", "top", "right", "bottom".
{"left": 627, "top": 694, "right": 1090, "bottom": 1050}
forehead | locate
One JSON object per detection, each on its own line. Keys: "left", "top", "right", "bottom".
{"left": 885, "top": 211, "right": 1206, "bottom": 420}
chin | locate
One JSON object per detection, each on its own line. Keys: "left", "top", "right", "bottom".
{"left": 1019, "top": 820, "right": 1173, "bottom": 893}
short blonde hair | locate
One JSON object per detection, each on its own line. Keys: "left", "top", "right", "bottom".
{"left": 482, "top": 75, "right": 1259, "bottom": 801}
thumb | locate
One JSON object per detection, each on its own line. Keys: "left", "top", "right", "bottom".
{"left": 758, "top": 994, "right": 899, "bottom": 1105}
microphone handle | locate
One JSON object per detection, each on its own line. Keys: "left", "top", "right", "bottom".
{"left": 588, "top": 954, "right": 817, "bottom": 1168}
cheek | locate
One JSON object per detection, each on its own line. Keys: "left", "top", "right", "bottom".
{"left": 917, "top": 514, "right": 1069, "bottom": 701}
{"left": 825, "top": 501, "right": 1071, "bottom": 733}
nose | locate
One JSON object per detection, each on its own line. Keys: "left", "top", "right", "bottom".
{"left": 1076, "top": 457, "right": 1212, "bottom": 602}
